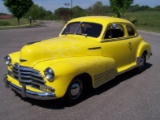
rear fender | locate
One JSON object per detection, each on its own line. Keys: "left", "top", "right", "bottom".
{"left": 137, "top": 41, "right": 152, "bottom": 60}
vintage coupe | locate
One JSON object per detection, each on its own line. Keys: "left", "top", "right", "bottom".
{"left": 4, "top": 16, "right": 152, "bottom": 105}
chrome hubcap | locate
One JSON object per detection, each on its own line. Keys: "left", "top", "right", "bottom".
{"left": 140, "top": 55, "right": 145, "bottom": 68}
{"left": 70, "top": 81, "right": 82, "bottom": 99}
{"left": 139, "top": 56, "right": 145, "bottom": 68}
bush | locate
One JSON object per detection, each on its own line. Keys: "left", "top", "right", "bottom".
{"left": 128, "top": 17, "right": 138, "bottom": 24}
{"left": 0, "top": 21, "right": 11, "bottom": 26}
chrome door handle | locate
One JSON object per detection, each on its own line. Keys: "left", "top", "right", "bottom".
{"left": 128, "top": 42, "right": 131, "bottom": 46}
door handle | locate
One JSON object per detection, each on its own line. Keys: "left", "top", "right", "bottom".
{"left": 128, "top": 42, "right": 132, "bottom": 49}
{"left": 128, "top": 42, "right": 131, "bottom": 46}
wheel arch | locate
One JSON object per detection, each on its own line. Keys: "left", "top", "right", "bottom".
{"left": 63, "top": 72, "right": 93, "bottom": 105}
{"left": 136, "top": 41, "right": 151, "bottom": 60}
{"left": 68, "top": 73, "right": 93, "bottom": 92}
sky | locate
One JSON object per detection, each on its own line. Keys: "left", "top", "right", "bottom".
{"left": 0, "top": 0, "right": 160, "bottom": 14}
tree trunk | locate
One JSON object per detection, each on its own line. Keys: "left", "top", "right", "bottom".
{"left": 117, "top": 12, "right": 121, "bottom": 18}
{"left": 17, "top": 18, "right": 20, "bottom": 27}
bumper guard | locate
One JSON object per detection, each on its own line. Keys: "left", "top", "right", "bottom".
{"left": 4, "top": 75, "right": 56, "bottom": 100}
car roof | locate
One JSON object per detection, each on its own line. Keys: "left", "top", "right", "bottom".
{"left": 69, "top": 16, "right": 132, "bottom": 25}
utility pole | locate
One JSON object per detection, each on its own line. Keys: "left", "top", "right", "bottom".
{"left": 71, "top": 0, "right": 72, "bottom": 18}
{"left": 64, "top": 3, "right": 70, "bottom": 8}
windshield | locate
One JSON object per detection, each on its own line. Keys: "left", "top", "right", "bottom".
{"left": 62, "top": 22, "right": 102, "bottom": 38}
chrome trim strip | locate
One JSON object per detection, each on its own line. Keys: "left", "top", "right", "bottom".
{"left": 4, "top": 76, "right": 56, "bottom": 100}
{"left": 88, "top": 47, "right": 101, "bottom": 50}
{"left": 11, "top": 64, "right": 45, "bottom": 85}
{"left": 22, "top": 84, "right": 26, "bottom": 97}
{"left": 94, "top": 68, "right": 117, "bottom": 87}
{"left": 4, "top": 75, "right": 9, "bottom": 88}
{"left": 19, "top": 58, "right": 27, "bottom": 62}
{"left": 9, "top": 70, "right": 44, "bottom": 83}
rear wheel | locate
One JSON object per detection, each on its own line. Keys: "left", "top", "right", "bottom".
{"left": 136, "top": 53, "right": 146, "bottom": 73}
{"left": 64, "top": 77, "right": 85, "bottom": 105}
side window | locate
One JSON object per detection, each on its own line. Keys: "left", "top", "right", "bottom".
{"left": 126, "top": 25, "right": 135, "bottom": 36}
{"left": 104, "top": 24, "right": 124, "bottom": 39}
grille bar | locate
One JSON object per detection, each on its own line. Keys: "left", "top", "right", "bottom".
{"left": 11, "top": 64, "right": 45, "bottom": 85}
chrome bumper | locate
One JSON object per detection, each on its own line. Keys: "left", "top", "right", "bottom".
{"left": 4, "top": 75, "right": 56, "bottom": 100}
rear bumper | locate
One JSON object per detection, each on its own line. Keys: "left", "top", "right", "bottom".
{"left": 4, "top": 75, "right": 56, "bottom": 100}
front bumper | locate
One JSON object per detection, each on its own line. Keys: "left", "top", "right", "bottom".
{"left": 4, "top": 75, "right": 56, "bottom": 100}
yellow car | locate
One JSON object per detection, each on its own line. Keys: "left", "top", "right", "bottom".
{"left": 4, "top": 16, "right": 152, "bottom": 105}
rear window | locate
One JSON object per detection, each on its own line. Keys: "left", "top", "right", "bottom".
{"left": 126, "top": 25, "right": 136, "bottom": 36}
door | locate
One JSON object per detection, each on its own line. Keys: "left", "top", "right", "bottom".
{"left": 102, "top": 23, "right": 132, "bottom": 73}
{"left": 126, "top": 25, "right": 142, "bottom": 64}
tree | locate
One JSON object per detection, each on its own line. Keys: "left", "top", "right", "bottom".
{"left": 25, "top": 4, "right": 40, "bottom": 20}
{"left": 25, "top": 4, "right": 53, "bottom": 20}
{"left": 103, "top": 5, "right": 112, "bottom": 13}
{"left": 3, "top": 0, "right": 33, "bottom": 26}
{"left": 72, "top": 6, "right": 86, "bottom": 18}
{"left": 53, "top": 7, "right": 71, "bottom": 21}
{"left": 155, "top": 5, "right": 160, "bottom": 11}
{"left": 139, "top": 5, "right": 151, "bottom": 11}
{"left": 45, "top": 10, "right": 53, "bottom": 20}
{"left": 0, "top": 13, "right": 7, "bottom": 15}
{"left": 91, "top": 1, "right": 104, "bottom": 15}
{"left": 128, "top": 4, "right": 140, "bottom": 12}
{"left": 110, "top": 0, "right": 134, "bottom": 17}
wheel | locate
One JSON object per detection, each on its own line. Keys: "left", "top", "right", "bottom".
{"left": 136, "top": 53, "right": 146, "bottom": 73}
{"left": 64, "top": 77, "right": 85, "bottom": 105}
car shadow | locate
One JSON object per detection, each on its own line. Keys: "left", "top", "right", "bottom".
{"left": 14, "top": 92, "right": 66, "bottom": 109}
{"left": 15, "top": 63, "right": 152, "bottom": 109}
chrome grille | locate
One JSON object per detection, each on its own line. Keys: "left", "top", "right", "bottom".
{"left": 10, "top": 64, "right": 45, "bottom": 86}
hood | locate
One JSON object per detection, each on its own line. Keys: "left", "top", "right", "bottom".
{"left": 19, "top": 36, "right": 102, "bottom": 67}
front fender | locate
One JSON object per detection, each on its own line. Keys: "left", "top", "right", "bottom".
{"left": 34, "top": 56, "right": 116, "bottom": 98}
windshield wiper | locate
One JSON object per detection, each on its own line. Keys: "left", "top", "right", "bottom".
{"left": 76, "top": 33, "right": 88, "bottom": 37}
{"left": 81, "top": 33, "right": 87, "bottom": 36}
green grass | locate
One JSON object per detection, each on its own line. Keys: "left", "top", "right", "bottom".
{"left": 0, "top": 18, "right": 41, "bottom": 29}
{"left": 106, "top": 11, "right": 160, "bottom": 33}
{"left": 123, "top": 11, "right": 160, "bottom": 33}
{"left": 0, "top": 18, "right": 29, "bottom": 26}
{"left": 0, "top": 21, "right": 11, "bottom": 26}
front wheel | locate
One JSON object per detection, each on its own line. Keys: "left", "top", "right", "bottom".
{"left": 136, "top": 53, "right": 146, "bottom": 73}
{"left": 64, "top": 77, "right": 85, "bottom": 105}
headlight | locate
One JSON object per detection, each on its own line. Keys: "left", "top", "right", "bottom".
{"left": 4, "top": 55, "right": 12, "bottom": 65}
{"left": 44, "top": 67, "right": 55, "bottom": 82}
